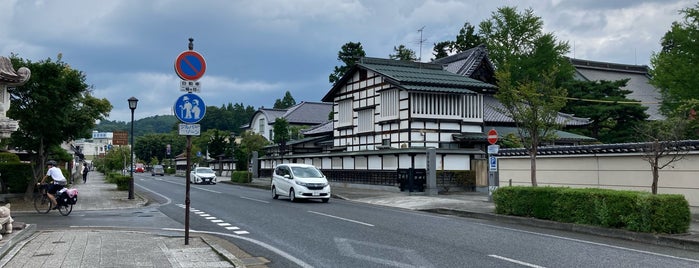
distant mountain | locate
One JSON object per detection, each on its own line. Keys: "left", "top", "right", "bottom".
{"left": 96, "top": 115, "right": 178, "bottom": 137}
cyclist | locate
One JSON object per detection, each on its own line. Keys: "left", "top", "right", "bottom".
{"left": 38, "top": 160, "right": 67, "bottom": 210}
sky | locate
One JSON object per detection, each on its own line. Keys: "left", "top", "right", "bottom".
{"left": 0, "top": 0, "right": 694, "bottom": 122}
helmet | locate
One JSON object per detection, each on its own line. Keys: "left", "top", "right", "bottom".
{"left": 47, "top": 160, "right": 57, "bottom": 166}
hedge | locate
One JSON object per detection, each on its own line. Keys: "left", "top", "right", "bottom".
{"left": 492, "top": 186, "right": 691, "bottom": 234}
{"left": 231, "top": 171, "right": 251, "bottom": 183}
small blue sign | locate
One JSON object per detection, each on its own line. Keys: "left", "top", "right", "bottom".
{"left": 174, "top": 93, "right": 206, "bottom": 123}
{"left": 489, "top": 156, "right": 497, "bottom": 171}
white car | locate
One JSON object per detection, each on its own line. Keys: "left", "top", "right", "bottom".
{"left": 271, "top": 163, "right": 331, "bottom": 203}
{"left": 190, "top": 167, "right": 217, "bottom": 184}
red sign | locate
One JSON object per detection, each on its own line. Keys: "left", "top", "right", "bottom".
{"left": 174, "top": 51, "right": 207, "bottom": 81}
{"left": 487, "top": 129, "right": 498, "bottom": 145}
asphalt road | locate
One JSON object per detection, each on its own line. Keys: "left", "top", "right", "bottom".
{"left": 131, "top": 174, "right": 699, "bottom": 268}
{"left": 14, "top": 173, "right": 699, "bottom": 267}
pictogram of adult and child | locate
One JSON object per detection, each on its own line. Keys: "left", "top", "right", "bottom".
{"left": 177, "top": 95, "right": 203, "bottom": 121}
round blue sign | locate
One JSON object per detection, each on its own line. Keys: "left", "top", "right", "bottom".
{"left": 174, "top": 93, "right": 206, "bottom": 123}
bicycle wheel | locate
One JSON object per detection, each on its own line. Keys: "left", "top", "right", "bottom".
{"left": 58, "top": 203, "right": 72, "bottom": 216}
{"left": 33, "top": 194, "right": 51, "bottom": 214}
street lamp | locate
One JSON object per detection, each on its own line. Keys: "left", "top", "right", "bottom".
{"left": 128, "top": 96, "right": 138, "bottom": 200}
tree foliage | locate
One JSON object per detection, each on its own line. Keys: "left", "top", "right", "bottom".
{"left": 274, "top": 91, "right": 297, "bottom": 109}
{"left": 634, "top": 117, "right": 690, "bottom": 194}
{"left": 389, "top": 44, "right": 418, "bottom": 61}
{"left": 431, "top": 22, "right": 482, "bottom": 60}
{"left": 236, "top": 131, "right": 269, "bottom": 170}
{"left": 329, "top": 42, "right": 366, "bottom": 84}
{"left": 8, "top": 55, "right": 112, "bottom": 193}
{"left": 481, "top": 6, "right": 573, "bottom": 186}
{"left": 650, "top": 3, "right": 699, "bottom": 115}
{"left": 272, "top": 118, "right": 290, "bottom": 144}
{"left": 134, "top": 133, "right": 186, "bottom": 166}
{"left": 561, "top": 79, "right": 648, "bottom": 143}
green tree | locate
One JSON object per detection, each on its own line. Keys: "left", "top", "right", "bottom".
{"left": 389, "top": 44, "right": 418, "bottom": 61}
{"left": 650, "top": 3, "right": 699, "bottom": 115}
{"left": 273, "top": 91, "right": 296, "bottom": 109}
{"left": 8, "top": 55, "right": 112, "bottom": 195}
{"left": 432, "top": 41, "right": 451, "bottom": 60}
{"left": 134, "top": 132, "right": 185, "bottom": 166}
{"left": 329, "top": 42, "right": 366, "bottom": 84}
{"left": 452, "top": 22, "right": 483, "bottom": 53}
{"left": 561, "top": 79, "right": 648, "bottom": 143}
{"left": 480, "top": 6, "right": 574, "bottom": 186}
{"left": 272, "top": 118, "right": 290, "bottom": 144}
{"left": 635, "top": 117, "right": 690, "bottom": 194}
{"left": 237, "top": 131, "right": 269, "bottom": 171}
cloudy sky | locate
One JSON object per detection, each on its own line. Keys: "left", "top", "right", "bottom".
{"left": 0, "top": 0, "right": 693, "bottom": 122}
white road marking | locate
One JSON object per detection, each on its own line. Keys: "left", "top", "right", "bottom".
{"left": 240, "top": 196, "right": 270, "bottom": 203}
{"left": 480, "top": 223, "right": 699, "bottom": 264}
{"left": 234, "top": 231, "right": 250, "bottom": 235}
{"left": 218, "top": 223, "right": 231, "bottom": 226}
{"left": 225, "top": 227, "right": 240, "bottom": 230}
{"left": 200, "top": 214, "right": 211, "bottom": 217}
{"left": 308, "top": 211, "right": 374, "bottom": 227}
{"left": 489, "top": 255, "right": 545, "bottom": 268}
{"left": 164, "top": 229, "right": 313, "bottom": 268}
{"left": 205, "top": 217, "right": 216, "bottom": 220}
{"left": 211, "top": 219, "right": 223, "bottom": 223}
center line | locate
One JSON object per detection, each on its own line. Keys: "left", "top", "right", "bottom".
{"left": 308, "top": 211, "right": 374, "bottom": 227}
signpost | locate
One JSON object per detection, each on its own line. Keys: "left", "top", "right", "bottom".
{"left": 487, "top": 128, "right": 498, "bottom": 201}
{"left": 175, "top": 38, "right": 207, "bottom": 245}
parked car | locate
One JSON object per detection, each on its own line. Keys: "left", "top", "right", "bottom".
{"left": 151, "top": 165, "right": 165, "bottom": 176}
{"left": 271, "top": 163, "right": 330, "bottom": 203}
{"left": 190, "top": 167, "right": 217, "bottom": 184}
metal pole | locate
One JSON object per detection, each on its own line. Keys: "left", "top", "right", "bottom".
{"left": 185, "top": 135, "right": 191, "bottom": 245}
{"left": 129, "top": 109, "right": 134, "bottom": 200}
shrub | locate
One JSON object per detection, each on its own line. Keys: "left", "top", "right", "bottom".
{"left": 113, "top": 175, "right": 131, "bottom": 191}
{"left": 0, "top": 162, "right": 33, "bottom": 193}
{"left": 493, "top": 186, "right": 691, "bottom": 234}
{"left": 231, "top": 171, "right": 251, "bottom": 183}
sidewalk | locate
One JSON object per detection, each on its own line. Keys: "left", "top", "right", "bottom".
{"left": 0, "top": 174, "right": 697, "bottom": 268}
{"left": 0, "top": 172, "right": 249, "bottom": 268}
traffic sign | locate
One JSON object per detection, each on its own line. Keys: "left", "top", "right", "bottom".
{"left": 174, "top": 51, "right": 207, "bottom": 81}
{"left": 489, "top": 156, "right": 498, "bottom": 171}
{"left": 174, "top": 93, "right": 206, "bottom": 123}
{"left": 487, "top": 129, "right": 498, "bottom": 145}
{"left": 179, "top": 124, "right": 201, "bottom": 136}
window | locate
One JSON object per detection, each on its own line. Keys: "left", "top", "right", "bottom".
{"left": 380, "top": 89, "right": 398, "bottom": 119}
{"left": 357, "top": 109, "right": 374, "bottom": 132}
{"left": 338, "top": 100, "right": 353, "bottom": 126}
{"left": 258, "top": 118, "right": 265, "bottom": 135}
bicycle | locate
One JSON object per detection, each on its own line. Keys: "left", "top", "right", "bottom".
{"left": 34, "top": 183, "right": 72, "bottom": 216}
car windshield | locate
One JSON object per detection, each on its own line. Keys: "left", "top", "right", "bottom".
{"left": 196, "top": 168, "right": 214, "bottom": 174}
{"left": 290, "top": 166, "right": 324, "bottom": 178}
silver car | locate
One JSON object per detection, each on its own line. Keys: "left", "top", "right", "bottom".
{"left": 190, "top": 167, "right": 217, "bottom": 184}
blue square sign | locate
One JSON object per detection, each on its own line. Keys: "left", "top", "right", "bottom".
{"left": 489, "top": 156, "right": 497, "bottom": 171}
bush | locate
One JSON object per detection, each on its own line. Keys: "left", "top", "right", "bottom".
{"left": 492, "top": 186, "right": 691, "bottom": 234}
{"left": 113, "top": 175, "right": 131, "bottom": 191}
{"left": 231, "top": 171, "right": 251, "bottom": 183}
{"left": 0, "top": 162, "right": 33, "bottom": 193}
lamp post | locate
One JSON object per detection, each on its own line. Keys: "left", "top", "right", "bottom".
{"left": 128, "top": 96, "right": 138, "bottom": 200}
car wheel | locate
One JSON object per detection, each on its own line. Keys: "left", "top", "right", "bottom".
{"left": 289, "top": 188, "right": 296, "bottom": 202}
{"left": 322, "top": 198, "right": 329, "bottom": 203}
{"left": 272, "top": 187, "right": 279, "bottom": 199}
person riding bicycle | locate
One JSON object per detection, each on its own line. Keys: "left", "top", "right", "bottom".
{"left": 38, "top": 160, "right": 67, "bottom": 210}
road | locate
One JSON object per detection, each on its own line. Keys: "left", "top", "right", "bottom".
{"left": 17, "top": 173, "right": 699, "bottom": 267}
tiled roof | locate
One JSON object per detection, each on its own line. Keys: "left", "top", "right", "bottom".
{"left": 301, "top": 120, "right": 333, "bottom": 136}
{"left": 570, "top": 58, "right": 663, "bottom": 120}
{"left": 283, "top": 101, "right": 333, "bottom": 125}
{"left": 484, "top": 95, "right": 590, "bottom": 126}
{"left": 432, "top": 45, "right": 493, "bottom": 77}
{"left": 498, "top": 140, "right": 699, "bottom": 156}
{"left": 359, "top": 58, "right": 497, "bottom": 90}
{"left": 453, "top": 126, "right": 596, "bottom": 143}
{"left": 322, "top": 57, "right": 496, "bottom": 101}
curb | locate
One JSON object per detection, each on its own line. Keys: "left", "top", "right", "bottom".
{"left": 423, "top": 208, "right": 699, "bottom": 252}
{"left": 0, "top": 223, "right": 37, "bottom": 261}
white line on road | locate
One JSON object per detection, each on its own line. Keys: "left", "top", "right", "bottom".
{"left": 488, "top": 255, "right": 545, "bottom": 268}
{"left": 136, "top": 184, "right": 172, "bottom": 205}
{"left": 239, "top": 196, "right": 270, "bottom": 203}
{"left": 308, "top": 211, "right": 374, "bottom": 227}
{"left": 193, "top": 186, "right": 221, "bottom": 194}
{"left": 481, "top": 223, "right": 699, "bottom": 264}
{"left": 162, "top": 228, "right": 314, "bottom": 268}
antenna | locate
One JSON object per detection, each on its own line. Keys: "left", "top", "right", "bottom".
{"left": 417, "top": 26, "right": 426, "bottom": 62}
